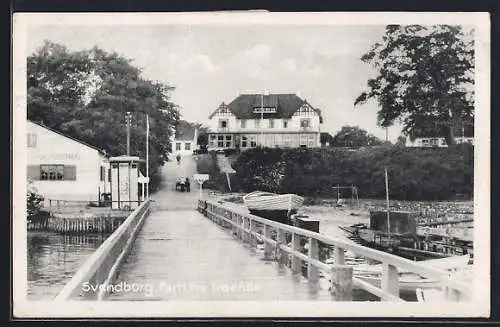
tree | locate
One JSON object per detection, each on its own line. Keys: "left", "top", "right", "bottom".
{"left": 27, "top": 181, "right": 44, "bottom": 218}
{"left": 320, "top": 132, "right": 335, "bottom": 146}
{"left": 331, "top": 126, "right": 383, "bottom": 147}
{"left": 395, "top": 135, "right": 407, "bottom": 147}
{"left": 354, "top": 25, "right": 474, "bottom": 146}
{"left": 27, "top": 41, "right": 180, "bottom": 192}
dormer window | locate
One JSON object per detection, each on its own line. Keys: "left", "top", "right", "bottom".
{"left": 219, "top": 119, "right": 228, "bottom": 130}
{"left": 253, "top": 107, "right": 277, "bottom": 113}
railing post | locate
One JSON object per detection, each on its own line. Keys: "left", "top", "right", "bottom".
{"left": 330, "top": 246, "right": 353, "bottom": 301}
{"left": 263, "top": 224, "right": 273, "bottom": 260}
{"left": 249, "top": 219, "right": 256, "bottom": 249}
{"left": 291, "top": 233, "right": 301, "bottom": 274}
{"left": 381, "top": 263, "right": 399, "bottom": 300}
{"left": 241, "top": 216, "right": 248, "bottom": 243}
{"left": 334, "top": 245, "right": 345, "bottom": 265}
{"left": 330, "top": 265, "right": 353, "bottom": 301}
{"left": 277, "top": 228, "right": 286, "bottom": 265}
{"left": 308, "top": 238, "right": 319, "bottom": 283}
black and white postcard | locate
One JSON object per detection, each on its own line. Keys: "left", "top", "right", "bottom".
{"left": 12, "top": 12, "right": 490, "bottom": 318}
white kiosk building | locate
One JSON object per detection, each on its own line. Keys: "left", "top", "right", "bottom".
{"left": 110, "top": 156, "right": 143, "bottom": 210}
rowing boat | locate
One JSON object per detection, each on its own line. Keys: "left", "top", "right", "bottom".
{"left": 242, "top": 191, "right": 304, "bottom": 223}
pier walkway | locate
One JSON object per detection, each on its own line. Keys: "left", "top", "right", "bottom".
{"left": 108, "top": 155, "right": 330, "bottom": 301}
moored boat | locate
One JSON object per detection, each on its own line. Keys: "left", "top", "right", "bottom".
{"left": 242, "top": 191, "right": 305, "bottom": 224}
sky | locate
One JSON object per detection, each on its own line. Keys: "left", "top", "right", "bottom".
{"left": 26, "top": 24, "right": 404, "bottom": 141}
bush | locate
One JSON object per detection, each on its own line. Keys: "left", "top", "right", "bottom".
{"left": 27, "top": 181, "right": 44, "bottom": 218}
{"left": 232, "top": 144, "right": 473, "bottom": 201}
{"left": 196, "top": 152, "right": 230, "bottom": 192}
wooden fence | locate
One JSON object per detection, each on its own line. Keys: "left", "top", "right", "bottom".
{"left": 198, "top": 199, "right": 471, "bottom": 302}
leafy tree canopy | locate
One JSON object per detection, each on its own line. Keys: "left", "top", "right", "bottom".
{"left": 354, "top": 25, "right": 474, "bottom": 146}
{"left": 27, "top": 41, "right": 180, "bottom": 191}
{"left": 331, "top": 126, "right": 383, "bottom": 147}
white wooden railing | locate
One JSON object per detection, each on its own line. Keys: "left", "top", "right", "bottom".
{"left": 198, "top": 199, "right": 471, "bottom": 302}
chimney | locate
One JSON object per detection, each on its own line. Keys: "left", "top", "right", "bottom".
{"left": 264, "top": 89, "right": 270, "bottom": 96}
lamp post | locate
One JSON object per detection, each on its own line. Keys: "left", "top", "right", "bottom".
{"left": 125, "top": 111, "right": 132, "bottom": 155}
{"left": 146, "top": 114, "right": 149, "bottom": 199}
{"left": 260, "top": 92, "right": 264, "bottom": 146}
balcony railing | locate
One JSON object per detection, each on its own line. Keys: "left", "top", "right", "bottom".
{"left": 217, "top": 127, "right": 230, "bottom": 132}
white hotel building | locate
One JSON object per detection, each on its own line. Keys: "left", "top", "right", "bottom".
{"left": 206, "top": 93, "right": 324, "bottom": 150}
{"left": 27, "top": 120, "right": 111, "bottom": 204}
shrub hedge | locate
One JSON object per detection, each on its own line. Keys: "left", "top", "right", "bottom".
{"left": 195, "top": 152, "right": 231, "bottom": 192}
{"left": 231, "top": 144, "right": 473, "bottom": 201}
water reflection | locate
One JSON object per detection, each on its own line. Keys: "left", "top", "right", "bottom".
{"left": 27, "top": 232, "right": 107, "bottom": 300}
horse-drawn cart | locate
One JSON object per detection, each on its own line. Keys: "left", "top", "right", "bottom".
{"left": 175, "top": 176, "right": 191, "bottom": 192}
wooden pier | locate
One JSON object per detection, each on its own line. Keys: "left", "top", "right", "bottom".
{"left": 28, "top": 214, "right": 127, "bottom": 234}
{"left": 198, "top": 199, "right": 472, "bottom": 302}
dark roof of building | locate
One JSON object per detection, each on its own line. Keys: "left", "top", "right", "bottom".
{"left": 174, "top": 120, "right": 197, "bottom": 141}
{"left": 28, "top": 120, "right": 108, "bottom": 156}
{"left": 209, "top": 93, "right": 323, "bottom": 121}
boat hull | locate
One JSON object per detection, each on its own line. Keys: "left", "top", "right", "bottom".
{"left": 243, "top": 191, "right": 303, "bottom": 208}
{"left": 248, "top": 209, "right": 298, "bottom": 224}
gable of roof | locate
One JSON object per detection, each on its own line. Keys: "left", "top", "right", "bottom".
{"left": 173, "top": 120, "right": 196, "bottom": 141}
{"left": 28, "top": 120, "right": 108, "bottom": 156}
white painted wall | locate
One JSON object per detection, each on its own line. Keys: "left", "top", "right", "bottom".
{"left": 208, "top": 113, "right": 321, "bottom": 134}
{"left": 406, "top": 137, "right": 474, "bottom": 147}
{"left": 27, "top": 122, "right": 106, "bottom": 203}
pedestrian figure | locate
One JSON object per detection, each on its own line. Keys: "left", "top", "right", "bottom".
{"left": 185, "top": 177, "right": 191, "bottom": 192}
{"left": 176, "top": 154, "right": 181, "bottom": 165}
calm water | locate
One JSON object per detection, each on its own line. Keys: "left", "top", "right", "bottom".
{"left": 301, "top": 205, "right": 418, "bottom": 301}
{"left": 27, "top": 232, "right": 108, "bottom": 300}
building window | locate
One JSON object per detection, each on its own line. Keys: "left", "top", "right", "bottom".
{"left": 217, "top": 135, "right": 224, "bottom": 148}
{"left": 241, "top": 119, "right": 246, "bottom": 128}
{"left": 254, "top": 107, "right": 277, "bottom": 113}
{"left": 225, "top": 135, "right": 232, "bottom": 148}
{"left": 269, "top": 119, "right": 274, "bottom": 128}
{"left": 250, "top": 136, "right": 257, "bottom": 148}
{"left": 299, "top": 134, "right": 308, "bottom": 147}
{"left": 100, "top": 166, "right": 106, "bottom": 181}
{"left": 283, "top": 120, "right": 289, "bottom": 128}
{"left": 254, "top": 119, "right": 260, "bottom": 128}
{"left": 27, "top": 133, "right": 37, "bottom": 148}
{"left": 175, "top": 142, "right": 182, "bottom": 151}
{"left": 441, "top": 139, "right": 447, "bottom": 146}
{"left": 185, "top": 142, "right": 191, "bottom": 151}
{"left": 283, "top": 135, "right": 292, "bottom": 147}
{"left": 219, "top": 119, "right": 228, "bottom": 129}
{"left": 241, "top": 136, "right": 248, "bottom": 148}
{"left": 209, "top": 135, "right": 217, "bottom": 148}
{"left": 40, "top": 165, "right": 76, "bottom": 181}
{"left": 307, "top": 134, "right": 316, "bottom": 147}
{"left": 300, "top": 118, "right": 311, "bottom": 130}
